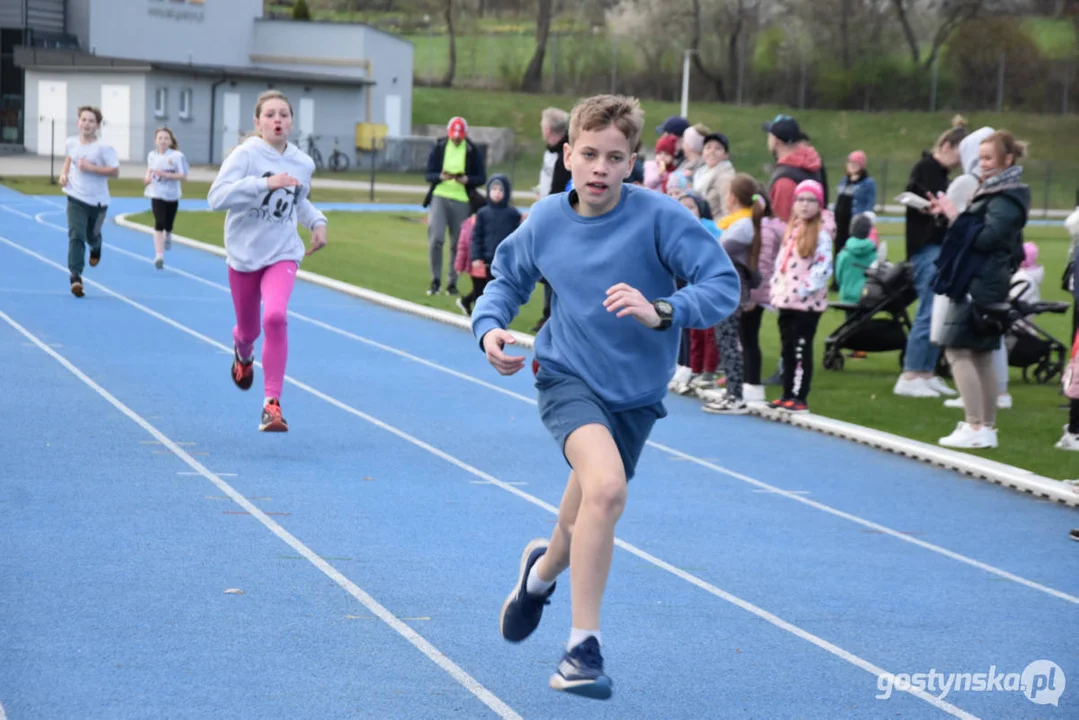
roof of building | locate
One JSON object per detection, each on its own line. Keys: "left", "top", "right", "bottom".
{"left": 14, "top": 47, "right": 375, "bottom": 87}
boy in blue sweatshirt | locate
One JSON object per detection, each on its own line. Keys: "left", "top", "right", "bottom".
{"left": 471, "top": 94, "right": 740, "bottom": 700}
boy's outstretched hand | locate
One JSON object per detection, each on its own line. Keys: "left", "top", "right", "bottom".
{"left": 482, "top": 328, "right": 526, "bottom": 375}
{"left": 604, "top": 283, "right": 660, "bottom": 328}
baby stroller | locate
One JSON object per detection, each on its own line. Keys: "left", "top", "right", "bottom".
{"left": 992, "top": 278, "right": 1071, "bottom": 384}
{"left": 822, "top": 260, "right": 921, "bottom": 371}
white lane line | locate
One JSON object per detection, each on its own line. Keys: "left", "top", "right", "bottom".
{"left": 0, "top": 307, "right": 522, "bottom": 720}
{"left": 0, "top": 235, "right": 983, "bottom": 719}
{"left": 5, "top": 214, "right": 1075, "bottom": 607}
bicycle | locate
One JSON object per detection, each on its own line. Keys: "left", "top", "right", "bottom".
{"left": 328, "top": 136, "right": 350, "bottom": 173}
{"left": 305, "top": 134, "right": 324, "bottom": 170}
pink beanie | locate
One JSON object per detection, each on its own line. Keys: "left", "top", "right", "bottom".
{"left": 1021, "top": 241, "right": 1039, "bottom": 268}
{"left": 682, "top": 126, "right": 705, "bottom": 154}
{"left": 848, "top": 150, "right": 867, "bottom": 167}
{"left": 794, "top": 179, "right": 824, "bottom": 207}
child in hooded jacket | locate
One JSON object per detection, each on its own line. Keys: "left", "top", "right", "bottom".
{"left": 457, "top": 175, "right": 521, "bottom": 316}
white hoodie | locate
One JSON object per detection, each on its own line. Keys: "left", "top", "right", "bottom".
{"left": 208, "top": 136, "right": 327, "bottom": 272}
{"left": 945, "top": 126, "right": 994, "bottom": 214}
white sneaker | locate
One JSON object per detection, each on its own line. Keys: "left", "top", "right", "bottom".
{"left": 154, "top": 255, "right": 164, "bottom": 269}
{"left": 939, "top": 422, "right": 997, "bottom": 449}
{"left": 697, "top": 387, "right": 727, "bottom": 403}
{"left": 928, "top": 376, "right": 958, "bottom": 396}
{"left": 943, "top": 397, "right": 965, "bottom": 409}
{"left": 702, "top": 397, "right": 749, "bottom": 415}
{"left": 1055, "top": 426, "right": 1079, "bottom": 451}
{"left": 667, "top": 365, "right": 692, "bottom": 391}
{"left": 894, "top": 375, "right": 940, "bottom": 398}
{"left": 743, "top": 384, "right": 766, "bottom": 403}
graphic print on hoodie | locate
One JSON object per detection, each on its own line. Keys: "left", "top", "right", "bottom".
{"left": 208, "top": 136, "right": 327, "bottom": 273}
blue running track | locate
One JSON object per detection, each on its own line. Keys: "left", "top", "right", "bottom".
{"left": 0, "top": 188, "right": 1076, "bottom": 720}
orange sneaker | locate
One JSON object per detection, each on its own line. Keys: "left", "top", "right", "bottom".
{"left": 259, "top": 399, "right": 288, "bottom": 432}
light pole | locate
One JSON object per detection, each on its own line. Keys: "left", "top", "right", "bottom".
{"left": 680, "top": 49, "right": 699, "bottom": 119}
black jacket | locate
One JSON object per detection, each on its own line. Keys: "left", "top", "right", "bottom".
{"left": 471, "top": 174, "right": 522, "bottom": 264}
{"left": 549, "top": 133, "right": 571, "bottom": 195}
{"left": 904, "top": 152, "right": 951, "bottom": 258}
{"left": 937, "top": 185, "right": 1031, "bottom": 351}
{"left": 422, "top": 137, "right": 487, "bottom": 209}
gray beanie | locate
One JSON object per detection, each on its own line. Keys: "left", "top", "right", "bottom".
{"left": 850, "top": 213, "right": 873, "bottom": 240}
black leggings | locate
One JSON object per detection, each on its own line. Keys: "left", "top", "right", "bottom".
{"left": 778, "top": 309, "right": 822, "bottom": 402}
{"left": 151, "top": 198, "right": 179, "bottom": 232}
{"left": 740, "top": 306, "right": 765, "bottom": 385}
{"left": 1070, "top": 399, "right": 1079, "bottom": 435}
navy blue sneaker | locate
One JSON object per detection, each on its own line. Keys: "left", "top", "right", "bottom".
{"left": 549, "top": 636, "right": 612, "bottom": 699}
{"left": 499, "top": 538, "right": 556, "bottom": 643}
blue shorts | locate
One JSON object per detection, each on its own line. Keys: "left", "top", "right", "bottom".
{"left": 535, "top": 367, "right": 667, "bottom": 481}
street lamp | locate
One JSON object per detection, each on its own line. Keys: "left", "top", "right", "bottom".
{"left": 681, "top": 49, "right": 699, "bottom": 119}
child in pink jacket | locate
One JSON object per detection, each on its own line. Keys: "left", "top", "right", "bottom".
{"left": 768, "top": 179, "right": 834, "bottom": 413}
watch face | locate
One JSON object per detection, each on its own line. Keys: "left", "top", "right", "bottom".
{"left": 656, "top": 300, "right": 673, "bottom": 316}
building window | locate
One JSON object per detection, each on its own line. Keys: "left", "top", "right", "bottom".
{"left": 154, "top": 87, "right": 168, "bottom": 118}
{"left": 179, "top": 88, "right": 192, "bottom": 120}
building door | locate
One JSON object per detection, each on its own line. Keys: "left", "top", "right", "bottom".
{"left": 298, "top": 97, "right": 314, "bottom": 152}
{"left": 221, "top": 91, "right": 240, "bottom": 160}
{"left": 36, "top": 80, "right": 66, "bottom": 156}
{"left": 384, "top": 95, "right": 401, "bottom": 137}
{"left": 100, "top": 84, "right": 131, "bottom": 161}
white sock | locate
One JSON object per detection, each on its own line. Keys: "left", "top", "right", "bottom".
{"left": 525, "top": 563, "right": 555, "bottom": 595}
{"left": 568, "top": 628, "right": 600, "bottom": 650}
{"left": 265, "top": 397, "right": 276, "bottom": 406}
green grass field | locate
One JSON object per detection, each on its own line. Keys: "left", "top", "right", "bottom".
{"left": 124, "top": 207, "right": 1078, "bottom": 480}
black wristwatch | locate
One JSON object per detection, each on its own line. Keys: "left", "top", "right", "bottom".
{"left": 652, "top": 299, "right": 674, "bottom": 331}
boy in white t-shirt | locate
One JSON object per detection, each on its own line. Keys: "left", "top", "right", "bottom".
{"left": 59, "top": 105, "right": 120, "bottom": 297}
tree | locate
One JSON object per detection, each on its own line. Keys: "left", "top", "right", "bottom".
{"left": 520, "top": 0, "right": 554, "bottom": 92}
{"left": 441, "top": 0, "right": 457, "bottom": 87}
{"left": 292, "top": 0, "right": 312, "bottom": 19}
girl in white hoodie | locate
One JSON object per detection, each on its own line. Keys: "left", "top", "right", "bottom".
{"left": 208, "top": 90, "right": 329, "bottom": 432}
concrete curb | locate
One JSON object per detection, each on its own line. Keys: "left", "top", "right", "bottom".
{"left": 114, "top": 212, "right": 1079, "bottom": 508}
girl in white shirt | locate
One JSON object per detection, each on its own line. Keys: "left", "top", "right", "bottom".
{"left": 144, "top": 126, "right": 189, "bottom": 268}
{"left": 208, "top": 90, "right": 329, "bottom": 433}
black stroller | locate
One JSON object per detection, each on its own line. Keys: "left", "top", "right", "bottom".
{"left": 986, "top": 278, "right": 1071, "bottom": 384}
{"left": 822, "top": 260, "right": 922, "bottom": 371}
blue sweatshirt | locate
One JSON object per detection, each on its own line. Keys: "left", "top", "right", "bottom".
{"left": 471, "top": 184, "right": 741, "bottom": 411}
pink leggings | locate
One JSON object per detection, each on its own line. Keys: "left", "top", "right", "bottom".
{"left": 228, "top": 260, "right": 297, "bottom": 400}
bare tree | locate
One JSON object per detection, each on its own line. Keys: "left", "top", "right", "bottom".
{"left": 520, "top": 0, "right": 554, "bottom": 91}
{"left": 442, "top": 0, "right": 457, "bottom": 87}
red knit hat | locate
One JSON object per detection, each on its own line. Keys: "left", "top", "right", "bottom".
{"left": 447, "top": 117, "right": 468, "bottom": 140}
{"left": 656, "top": 134, "right": 678, "bottom": 156}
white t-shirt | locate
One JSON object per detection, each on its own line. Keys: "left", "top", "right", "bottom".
{"left": 64, "top": 137, "right": 119, "bottom": 206}
{"left": 145, "top": 148, "right": 189, "bottom": 201}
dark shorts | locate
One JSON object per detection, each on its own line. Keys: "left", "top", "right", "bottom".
{"left": 535, "top": 367, "right": 666, "bottom": 481}
{"left": 151, "top": 198, "right": 179, "bottom": 232}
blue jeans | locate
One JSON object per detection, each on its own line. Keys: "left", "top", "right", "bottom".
{"left": 904, "top": 243, "right": 942, "bottom": 373}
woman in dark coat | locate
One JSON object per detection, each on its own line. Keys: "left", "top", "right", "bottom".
{"left": 929, "top": 131, "right": 1030, "bottom": 450}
